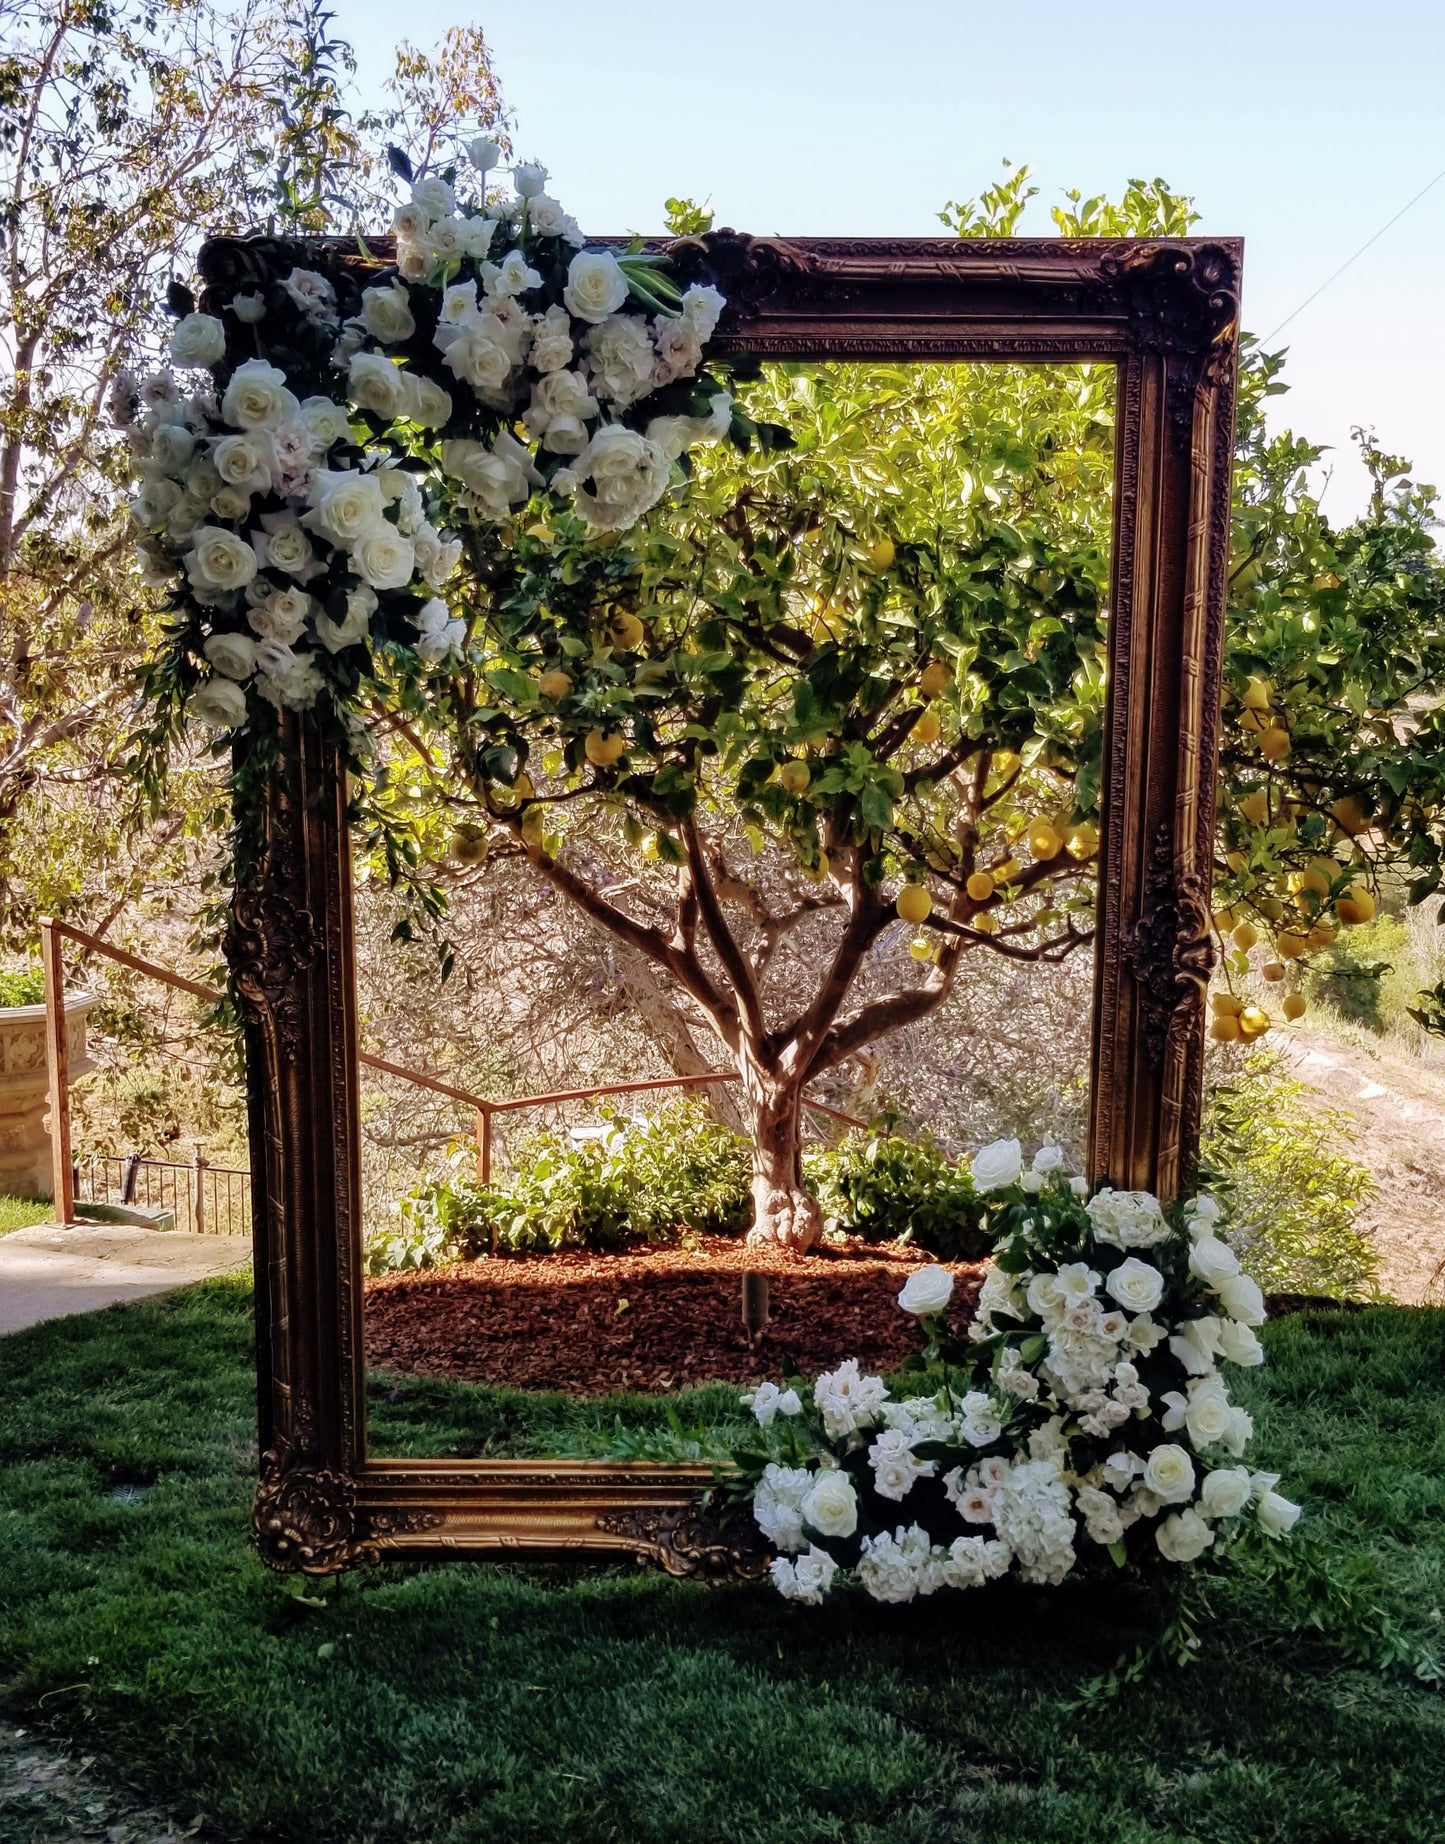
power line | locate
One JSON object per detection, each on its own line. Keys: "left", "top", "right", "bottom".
{"left": 1261, "top": 160, "right": 1445, "bottom": 344}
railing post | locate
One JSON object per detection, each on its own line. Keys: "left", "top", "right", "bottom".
{"left": 39, "top": 919, "right": 74, "bottom": 1227}
{"left": 121, "top": 1153, "right": 139, "bottom": 1203}
{"left": 476, "top": 1106, "right": 492, "bottom": 1185}
{"left": 192, "top": 1143, "right": 208, "bottom": 1234}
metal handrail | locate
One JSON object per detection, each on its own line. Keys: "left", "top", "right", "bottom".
{"left": 37, "top": 916, "right": 871, "bottom": 1209}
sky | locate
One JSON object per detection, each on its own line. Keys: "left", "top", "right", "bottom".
{"left": 340, "top": 0, "right": 1445, "bottom": 523}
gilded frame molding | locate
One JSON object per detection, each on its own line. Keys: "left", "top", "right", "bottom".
{"left": 207, "top": 231, "right": 1241, "bottom": 1573}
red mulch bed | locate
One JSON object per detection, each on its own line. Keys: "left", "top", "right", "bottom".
{"left": 364, "top": 1236, "right": 985, "bottom": 1393}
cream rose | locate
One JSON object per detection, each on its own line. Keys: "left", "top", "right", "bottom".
{"left": 435, "top": 321, "right": 514, "bottom": 394}
{"left": 254, "top": 513, "right": 318, "bottom": 580}
{"left": 1200, "top": 1467, "right": 1253, "bottom": 1519}
{"left": 184, "top": 526, "right": 258, "bottom": 593}
{"left": 1142, "top": 1443, "right": 1196, "bottom": 1505}
{"left": 409, "top": 174, "right": 455, "bottom": 221}
{"left": 1188, "top": 1235, "right": 1241, "bottom": 1286}
{"left": 191, "top": 676, "right": 249, "bottom": 728}
{"left": 401, "top": 372, "right": 453, "bottom": 429}
{"left": 248, "top": 587, "right": 312, "bottom": 645}
{"left": 352, "top": 526, "right": 416, "bottom": 591}
{"left": 202, "top": 631, "right": 258, "bottom": 680}
{"left": 1182, "top": 1379, "right": 1234, "bottom": 1448}
{"left": 348, "top": 352, "right": 407, "bottom": 421}
{"left": 302, "top": 469, "right": 387, "bottom": 546}
{"left": 970, "top": 1137, "right": 1022, "bottom": 1193}
{"left": 221, "top": 358, "right": 299, "bottom": 431}
{"left": 169, "top": 313, "right": 226, "bottom": 368}
{"left": 315, "top": 585, "right": 376, "bottom": 654}
{"left": 299, "top": 396, "right": 350, "bottom": 450}
{"left": 897, "top": 1265, "right": 954, "bottom": 1317}
{"left": 1217, "top": 1319, "right": 1264, "bottom": 1366}
{"left": 360, "top": 282, "right": 416, "bottom": 344}
{"left": 212, "top": 432, "right": 274, "bottom": 494}
{"left": 801, "top": 1468, "right": 858, "bottom": 1539}
{"left": 1216, "top": 1272, "right": 1266, "bottom": 1326}
{"left": 563, "top": 249, "right": 629, "bottom": 324}
{"left": 1104, "top": 1257, "right": 1165, "bottom": 1315}
{"left": 1156, "top": 1507, "right": 1215, "bottom": 1563}
{"left": 1257, "top": 1490, "right": 1301, "bottom": 1537}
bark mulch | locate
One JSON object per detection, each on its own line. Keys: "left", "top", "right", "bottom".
{"left": 363, "top": 1236, "right": 986, "bottom": 1394}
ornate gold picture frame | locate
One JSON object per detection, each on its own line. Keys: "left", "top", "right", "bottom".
{"left": 207, "top": 231, "right": 1241, "bottom": 1574}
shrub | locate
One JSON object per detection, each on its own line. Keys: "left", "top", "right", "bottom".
{"left": 370, "top": 1098, "right": 751, "bottom": 1271}
{"left": 805, "top": 1131, "right": 991, "bottom": 1260}
{"left": 1200, "top": 1053, "right": 1379, "bottom": 1301}
{"left": 0, "top": 965, "right": 45, "bottom": 1007}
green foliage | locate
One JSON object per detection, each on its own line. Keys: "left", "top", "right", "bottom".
{"left": 1201, "top": 1054, "right": 1379, "bottom": 1300}
{"left": 0, "top": 1193, "right": 51, "bottom": 1233}
{"left": 1, "top": 1282, "right": 1443, "bottom": 1841}
{"left": 372, "top": 1099, "right": 753, "bottom": 1269}
{"left": 0, "top": 964, "right": 44, "bottom": 1006}
{"left": 804, "top": 1131, "right": 990, "bottom": 1258}
{"left": 1307, "top": 908, "right": 1443, "bottom": 1036}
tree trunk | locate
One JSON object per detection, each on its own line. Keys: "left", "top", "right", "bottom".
{"left": 740, "top": 1059, "right": 822, "bottom": 1252}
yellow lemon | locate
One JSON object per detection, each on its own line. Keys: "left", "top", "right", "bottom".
{"left": 1283, "top": 992, "right": 1307, "bottom": 1021}
{"left": 1211, "top": 992, "right": 1245, "bottom": 1017}
{"left": 1330, "top": 794, "right": 1370, "bottom": 836}
{"left": 993, "top": 857, "right": 1021, "bottom": 885}
{"left": 1336, "top": 886, "right": 1375, "bottom": 926}
{"left": 1213, "top": 906, "right": 1238, "bottom": 932}
{"left": 537, "top": 669, "right": 573, "bottom": 701}
{"left": 1210, "top": 1014, "right": 1243, "bottom": 1043}
{"left": 911, "top": 708, "right": 942, "bottom": 746}
{"left": 1259, "top": 725, "right": 1291, "bottom": 762}
{"left": 1238, "top": 788, "right": 1270, "bottom": 826}
{"left": 864, "top": 536, "right": 896, "bottom": 572}
{"left": 1239, "top": 1005, "right": 1272, "bottom": 1038}
{"left": 918, "top": 660, "right": 952, "bottom": 699}
{"left": 448, "top": 825, "right": 489, "bottom": 865}
{"left": 1231, "top": 921, "right": 1258, "bottom": 951}
{"left": 973, "top": 912, "right": 999, "bottom": 934}
{"left": 778, "top": 760, "right": 811, "bottom": 794}
{"left": 896, "top": 885, "right": 933, "bottom": 925}
{"left": 1258, "top": 896, "right": 1286, "bottom": 922}
{"left": 1261, "top": 961, "right": 1286, "bottom": 982}
{"left": 966, "top": 870, "right": 995, "bottom": 902}
{"left": 584, "top": 729, "right": 626, "bottom": 767}
{"left": 1242, "top": 675, "right": 1273, "bottom": 712}
{"left": 1065, "top": 821, "right": 1099, "bottom": 860}
{"left": 991, "top": 749, "right": 1021, "bottom": 780}
{"left": 1305, "top": 922, "right": 1337, "bottom": 952}
{"left": 908, "top": 937, "right": 934, "bottom": 962}
{"left": 1027, "top": 819, "right": 1063, "bottom": 860}
{"left": 1225, "top": 851, "right": 1248, "bottom": 874}
{"left": 1276, "top": 931, "right": 1310, "bottom": 961}
{"left": 607, "top": 611, "right": 646, "bottom": 651}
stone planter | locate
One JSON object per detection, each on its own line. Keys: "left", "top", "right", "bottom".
{"left": 0, "top": 992, "right": 97, "bottom": 1199}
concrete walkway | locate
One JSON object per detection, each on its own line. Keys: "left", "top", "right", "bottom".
{"left": 0, "top": 1221, "right": 251, "bottom": 1335}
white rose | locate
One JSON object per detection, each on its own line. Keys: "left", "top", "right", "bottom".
{"left": 1070, "top": 1175, "right": 1089, "bottom": 1197}
{"left": 440, "top": 432, "right": 542, "bottom": 520}
{"left": 1104, "top": 1257, "right": 1165, "bottom": 1315}
{"left": 530, "top": 304, "right": 573, "bottom": 373}
{"left": 302, "top": 469, "right": 387, "bottom": 545}
{"left": 169, "top": 313, "right": 226, "bottom": 369}
{"left": 360, "top": 282, "right": 416, "bottom": 344}
{"left": 202, "top": 631, "right": 257, "bottom": 680}
{"left": 299, "top": 396, "right": 350, "bottom": 450}
{"left": 191, "top": 676, "right": 249, "bottom": 728}
{"left": 253, "top": 513, "right": 319, "bottom": 581}
{"left": 1220, "top": 1406, "right": 1253, "bottom": 1458}
{"left": 1257, "top": 1491, "right": 1301, "bottom": 1538}
{"left": 801, "top": 1468, "right": 858, "bottom": 1539}
{"left": 221, "top": 358, "right": 299, "bottom": 431}
{"left": 1188, "top": 1235, "right": 1241, "bottom": 1286}
{"left": 898, "top": 1265, "right": 954, "bottom": 1317}
{"left": 212, "top": 432, "right": 274, "bottom": 494}
{"left": 315, "top": 585, "right": 377, "bottom": 654}
{"left": 539, "top": 413, "right": 588, "bottom": 456}
{"left": 1200, "top": 1467, "right": 1253, "bottom": 1519}
{"left": 1216, "top": 1272, "right": 1266, "bottom": 1326}
{"left": 348, "top": 352, "right": 407, "bottom": 421}
{"left": 131, "top": 477, "right": 183, "bottom": 527}
{"left": 413, "top": 597, "right": 466, "bottom": 665}
{"left": 280, "top": 268, "right": 336, "bottom": 325}
{"left": 184, "top": 525, "right": 258, "bottom": 593}
{"left": 554, "top": 424, "right": 670, "bottom": 532}
{"left": 1156, "top": 1507, "right": 1215, "bottom": 1563}
{"left": 207, "top": 488, "right": 250, "bottom": 524}
{"left": 512, "top": 160, "right": 548, "bottom": 199}
{"left": 230, "top": 292, "right": 266, "bottom": 325}
{"left": 1186, "top": 1193, "right": 1223, "bottom": 1227}
{"left": 410, "top": 174, "right": 455, "bottom": 221}
{"left": 746, "top": 1381, "right": 785, "bottom": 1427}
{"left": 529, "top": 368, "right": 597, "bottom": 424}
{"left": 970, "top": 1138, "right": 1022, "bottom": 1193}
{"left": 352, "top": 526, "right": 416, "bottom": 591}
{"left": 752, "top": 1463, "right": 809, "bottom": 1552}
{"left": 644, "top": 392, "right": 733, "bottom": 462}
{"left": 1183, "top": 1378, "right": 1234, "bottom": 1449}
{"left": 563, "top": 249, "right": 630, "bottom": 324}
{"left": 652, "top": 314, "right": 704, "bottom": 382}
{"left": 435, "top": 320, "right": 515, "bottom": 395}
{"left": 1142, "top": 1443, "right": 1196, "bottom": 1505}
{"left": 1217, "top": 1319, "right": 1264, "bottom": 1367}
{"left": 467, "top": 136, "right": 501, "bottom": 172}
{"left": 1032, "top": 1143, "right": 1065, "bottom": 1174}
{"left": 528, "top": 194, "right": 574, "bottom": 239}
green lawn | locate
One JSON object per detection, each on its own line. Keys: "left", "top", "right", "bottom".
{"left": 1, "top": 1278, "right": 1442, "bottom": 1843}
{"left": 0, "top": 1195, "right": 50, "bottom": 1235}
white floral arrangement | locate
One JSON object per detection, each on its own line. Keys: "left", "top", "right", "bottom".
{"left": 122, "top": 136, "right": 732, "bottom": 729}
{"left": 735, "top": 1137, "right": 1299, "bottom": 1606}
